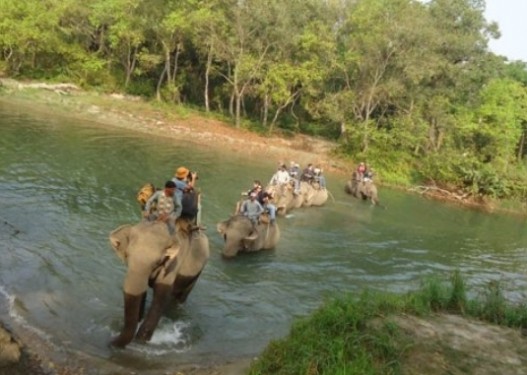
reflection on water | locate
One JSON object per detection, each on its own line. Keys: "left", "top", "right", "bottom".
{"left": 1, "top": 101, "right": 527, "bottom": 373}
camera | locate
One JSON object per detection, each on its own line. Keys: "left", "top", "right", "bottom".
{"left": 189, "top": 171, "right": 199, "bottom": 181}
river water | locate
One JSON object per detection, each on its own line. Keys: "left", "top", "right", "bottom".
{"left": 1, "top": 100, "right": 526, "bottom": 373}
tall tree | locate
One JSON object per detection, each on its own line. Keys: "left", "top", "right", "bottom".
{"left": 213, "top": 0, "right": 275, "bottom": 127}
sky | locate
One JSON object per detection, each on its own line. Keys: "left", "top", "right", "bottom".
{"left": 484, "top": 0, "right": 527, "bottom": 62}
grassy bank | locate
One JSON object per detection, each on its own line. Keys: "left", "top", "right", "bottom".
{"left": 248, "top": 272, "right": 527, "bottom": 375}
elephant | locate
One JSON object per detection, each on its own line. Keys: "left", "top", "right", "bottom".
{"left": 270, "top": 181, "right": 328, "bottom": 214}
{"left": 302, "top": 181, "right": 329, "bottom": 207}
{"left": 345, "top": 172, "right": 380, "bottom": 206}
{"left": 109, "top": 218, "right": 209, "bottom": 348}
{"left": 216, "top": 214, "right": 280, "bottom": 258}
{"left": 267, "top": 182, "right": 303, "bottom": 216}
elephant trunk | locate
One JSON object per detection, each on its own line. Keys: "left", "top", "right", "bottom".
{"left": 136, "top": 283, "right": 173, "bottom": 342}
{"left": 111, "top": 292, "right": 145, "bottom": 348}
{"left": 222, "top": 246, "right": 239, "bottom": 258}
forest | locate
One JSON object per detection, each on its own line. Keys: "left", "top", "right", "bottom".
{"left": 1, "top": 0, "right": 527, "bottom": 202}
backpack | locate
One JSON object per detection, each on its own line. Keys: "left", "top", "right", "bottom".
{"left": 180, "top": 190, "right": 199, "bottom": 219}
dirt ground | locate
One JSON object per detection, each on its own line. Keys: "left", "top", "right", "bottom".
{"left": 2, "top": 80, "right": 527, "bottom": 375}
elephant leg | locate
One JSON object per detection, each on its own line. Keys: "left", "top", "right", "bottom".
{"left": 138, "top": 292, "right": 147, "bottom": 322}
{"left": 111, "top": 292, "right": 144, "bottom": 348}
{"left": 173, "top": 273, "right": 201, "bottom": 303}
{"left": 135, "top": 283, "right": 172, "bottom": 342}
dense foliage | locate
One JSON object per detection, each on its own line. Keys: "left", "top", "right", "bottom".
{"left": 2, "top": 0, "right": 527, "bottom": 200}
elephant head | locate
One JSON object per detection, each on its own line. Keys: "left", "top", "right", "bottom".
{"left": 302, "top": 182, "right": 328, "bottom": 207}
{"left": 216, "top": 215, "right": 280, "bottom": 258}
{"left": 267, "top": 183, "right": 303, "bottom": 216}
{"left": 109, "top": 219, "right": 209, "bottom": 348}
{"left": 359, "top": 181, "right": 379, "bottom": 205}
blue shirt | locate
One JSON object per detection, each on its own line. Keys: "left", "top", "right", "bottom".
{"left": 172, "top": 177, "right": 189, "bottom": 202}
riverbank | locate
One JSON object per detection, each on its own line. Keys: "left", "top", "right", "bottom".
{"left": 0, "top": 78, "right": 347, "bottom": 176}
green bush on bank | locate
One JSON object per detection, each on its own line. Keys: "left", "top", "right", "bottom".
{"left": 248, "top": 271, "right": 527, "bottom": 375}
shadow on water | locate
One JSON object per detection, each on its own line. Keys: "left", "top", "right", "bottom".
{"left": 1, "top": 101, "right": 527, "bottom": 373}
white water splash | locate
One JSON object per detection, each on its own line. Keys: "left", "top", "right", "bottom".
{"left": 126, "top": 319, "right": 191, "bottom": 356}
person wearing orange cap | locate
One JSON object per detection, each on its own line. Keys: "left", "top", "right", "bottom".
{"left": 172, "top": 166, "right": 197, "bottom": 202}
{"left": 172, "top": 166, "right": 201, "bottom": 226}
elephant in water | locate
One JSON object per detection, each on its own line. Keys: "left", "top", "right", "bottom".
{"left": 345, "top": 172, "right": 380, "bottom": 206}
{"left": 269, "top": 181, "right": 328, "bottom": 215}
{"left": 302, "top": 181, "right": 329, "bottom": 207}
{"left": 109, "top": 218, "right": 209, "bottom": 348}
{"left": 267, "top": 183, "right": 303, "bottom": 216}
{"left": 216, "top": 215, "right": 280, "bottom": 258}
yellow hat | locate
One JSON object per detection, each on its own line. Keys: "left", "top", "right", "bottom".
{"left": 175, "top": 166, "right": 189, "bottom": 179}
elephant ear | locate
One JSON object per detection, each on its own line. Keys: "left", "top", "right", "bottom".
{"left": 109, "top": 224, "right": 132, "bottom": 263}
{"left": 216, "top": 221, "right": 228, "bottom": 234}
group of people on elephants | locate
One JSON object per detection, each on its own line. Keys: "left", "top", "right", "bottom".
{"left": 219, "top": 160, "right": 330, "bottom": 259}
{"left": 237, "top": 160, "right": 328, "bottom": 221}
{"left": 109, "top": 160, "right": 333, "bottom": 348}
{"left": 269, "top": 161, "right": 327, "bottom": 193}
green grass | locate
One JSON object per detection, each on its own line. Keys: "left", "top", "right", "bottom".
{"left": 248, "top": 271, "right": 527, "bottom": 375}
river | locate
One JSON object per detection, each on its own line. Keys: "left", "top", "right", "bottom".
{"left": 1, "top": 100, "right": 526, "bottom": 373}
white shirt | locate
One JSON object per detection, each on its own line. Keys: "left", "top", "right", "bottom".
{"left": 271, "top": 170, "right": 291, "bottom": 185}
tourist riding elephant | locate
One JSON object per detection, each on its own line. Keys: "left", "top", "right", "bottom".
{"left": 109, "top": 219, "right": 209, "bottom": 348}
{"left": 345, "top": 172, "right": 380, "bottom": 206}
{"left": 216, "top": 214, "right": 280, "bottom": 258}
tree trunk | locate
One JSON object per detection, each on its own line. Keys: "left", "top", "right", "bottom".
{"left": 204, "top": 43, "right": 213, "bottom": 112}
{"left": 262, "top": 92, "right": 269, "bottom": 128}
{"left": 235, "top": 91, "right": 242, "bottom": 128}
{"left": 124, "top": 44, "right": 137, "bottom": 88}
{"left": 517, "top": 130, "right": 525, "bottom": 161}
{"left": 156, "top": 65, "right": 168, "bottom": 101}
{"left": 340, "top": 121, "right": 347, "bottom": 139}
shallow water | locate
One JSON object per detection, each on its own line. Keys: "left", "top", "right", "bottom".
{"left": 1, "top": 100, "right": 526, "bottom": 373}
